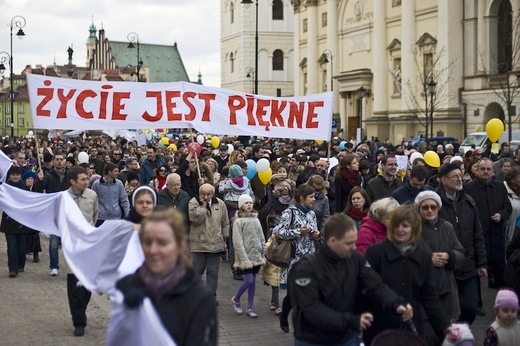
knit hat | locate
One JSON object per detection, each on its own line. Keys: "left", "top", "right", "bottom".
{"left": 238, "top": 194, "right": 253, "bottom": 209}
{"left": 66, "top": 157, "right": 75, "bottom": 165}
{"left": 438, "top": 163, "right": 461, "bottom": 178}
{"left": 7, "top": 165, "right": 22, "bottom": 177}
{"left": 494, "top": 289, "right": 519, "bottom": 310}
{"left": 43, "top": 152, "right": 53, "bottom": 163}
{"left": 449, "top": 156, "right": 463, "bottom": 164}
{"left": 22, "top": 170, "right": 36, "bottom": 181}
{"left": 127, "top": 171, "right": 139, "bottom": 183}
{"left": 228, "top": 164, "right": 243, "bottom": 178}
{"left": 131, "top": 186, "right": 157, "bottom": 207}
{"left": 414, "top": 191, "right": 442, "bottom": 210}
{"left": 442, "top": 323, "right": 474, "bottom": 346}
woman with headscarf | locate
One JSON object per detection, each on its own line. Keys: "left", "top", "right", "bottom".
{"left": 126, "top": 186, "right": 158, "bottom": 225}
{"left": 22, "top": 170, "right": 42, "bottom": 263}
{"left": 415, "top": 191, "right": 465, "bottom": 345}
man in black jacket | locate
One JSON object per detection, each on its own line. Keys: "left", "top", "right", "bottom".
{"left": 464, "top": 158, "right": 511, "bottom": 289}
{"left": 35, "top": 153, "right": 71, "bottom": 276}
{"left": 436, "top": 162, "right": 488, "bottom": 324}
{"left": 289, "top": 214, "right": 412, "bottom": 345}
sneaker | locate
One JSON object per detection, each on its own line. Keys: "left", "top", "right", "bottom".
{"left": 50, "top": 269, "right": 59, "bottom": 276}
{"left": 246, "top": 309, "right": 258, "bottom": 318}
{"left": 270, "top": 302, "right": 276, "bottom": 311}
{"left": 74, "top": 326, "right": 85, "bottom": 337}
{"left": 231, "top": 296, "right": 243, "bottom": 315}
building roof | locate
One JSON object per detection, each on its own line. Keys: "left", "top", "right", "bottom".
{"left": 107, "top": 41, "right": 190, "bottom": 83}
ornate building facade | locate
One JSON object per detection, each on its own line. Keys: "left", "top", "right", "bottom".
{"left": 293, "top": 0, "right": 520, "bottom": 143}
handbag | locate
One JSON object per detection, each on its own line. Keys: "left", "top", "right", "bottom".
{"left": 265, "top": 235, "right": 293, "bottom": 268}
{"left": 265, "top": 209, "right": 295, "bottom": 268}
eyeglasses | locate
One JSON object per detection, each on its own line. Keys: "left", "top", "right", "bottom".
{"left": 420, "top": 205, "right": 438, "bottom": 211}
{"left": 113, "top": 153, "right": 121, "bottom": 156}
{"left": 159, "top": 169, "right": 168, "bottom": 172}
{"left": 200, "top": 171, "right": 206, "bottom": 174}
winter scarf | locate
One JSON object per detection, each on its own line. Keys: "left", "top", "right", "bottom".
{"left": 138, "top": 260, "right": 187, "bottom": 300}
{"left": 343, "top": 169, "right": 359, "bottom": 187}
{"left": 348, "top": 207, "right": 368, "bottom": 221}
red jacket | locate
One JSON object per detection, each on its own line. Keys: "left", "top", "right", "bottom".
{"left": 356, "top": 216, "right": 387, "bottom": 254}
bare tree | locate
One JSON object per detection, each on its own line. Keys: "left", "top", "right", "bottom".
{"left": 392, "top": 46, "right": 457, "bottom": 140}
{"left": 478, "top": 10, "right": 520, "bottom": 142}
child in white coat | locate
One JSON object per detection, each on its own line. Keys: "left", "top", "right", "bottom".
{"left": 231, "top": 195, "right": 265, "bottom": 317}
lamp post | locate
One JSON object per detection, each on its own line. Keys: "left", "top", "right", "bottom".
{"left": 246, "top": 66, "right": 254, "bottom": 94}
{"left": 358, "top": 86, "right": 367, "bottom": 143}
{"left": 8, "top": 15, "right": 26, "bottom": 138}
{"left": 127, "top": 32, "right": 143, "bottom": 82}
{"left": 427, "top": 76, "right": 437, "bottom": 139}
{"left": 241, "top": 0, "right": 258, "bottom": 95}
{"left": 322, "top": 49, "right": 333, "bottom": 92}
{"left": 0, "top": 51, "right": 10, "bottom": 137}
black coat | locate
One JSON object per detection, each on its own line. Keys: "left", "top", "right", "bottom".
{"left": 116, "top": 268, "right": 217, "bottom": 346}
{"left": 464, "top": 179, "right": 512, "bottom": 261}
{"left": 364, "top": 240, "right": 450, "bottom": 344}
{"left": 436, "top": 186, "right": 487, "bottom": 280}
{"left": 288, "top": 244, "right": 401, "bottom": 345}
{"left": 334, "top": 173, "right": 365, "bottom": 213}
{"left": 34, "top": 169, "right": 70, "bottom": 193}
{"left": 366, "top": 174, "right": 402, "bottom": 203}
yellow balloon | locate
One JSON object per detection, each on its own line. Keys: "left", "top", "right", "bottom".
{"left": 169, "top": 143, "right": 177, "bottom": 151}
{"left": 315, "top": 140, "right": 323, "bottom": 145}
{"left": 161, "top": 137, "right": 169, "bottom": 145}
{"left": 211, "top": 136, "right": 220, "bottom": 149}
{"left": 424, "top": 150, "right": 441, "bottom": 168}
{"left": 486, "top": 118, "right": 505, "bottom": 143}
{"left": 258, "top": 168, "right": 272, "bottom": 185}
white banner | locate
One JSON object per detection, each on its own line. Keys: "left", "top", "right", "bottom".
{"left": 26, "top": 74, "right": 333, "bottom": 140}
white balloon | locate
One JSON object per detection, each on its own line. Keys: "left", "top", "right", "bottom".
{"left": 227, "top": 143, "right": 234, "bottom": 153}
{"left": 27, "top": 130, "right": 34, "bottom": 137}
{"left": 256, "top": 158, "right": 270, "bottom": 173}
{"left": 409, "top": 152, "right": 424, "bottom": 165}
{"left": 196, "top": 135, "right": 205, "bottom": 145}
{"left": 78, "top": 151, "right": 89, "bottom": 164}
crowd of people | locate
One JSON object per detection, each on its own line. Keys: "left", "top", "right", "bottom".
{"left": 2, "top": 133, "right": 520, "bottom": 345}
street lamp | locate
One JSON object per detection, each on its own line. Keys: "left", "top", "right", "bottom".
{"left": 427, "top": 76, "right": 437, "bottom": 139}
{"left": 358, "top": 86, "right": 367, "bottom": 142}
{"left": 0, "top": 51, "right": 10, "bottom": 137}
{"left": 322, "top": 49, "right": 333, "bottom": 92}
{"left": 127, "top": 32, "right": 143, "bottom": 82}
{"left": 241, "top": 0, "right": 258, "bottom": 95}
{"left": 246, "top": 66, "right": 254, "bottom": 94}
{"left": 8, "top": 15, "right": 26, "bottom": 138}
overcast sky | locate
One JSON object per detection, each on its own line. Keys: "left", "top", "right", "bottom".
{"left": 0, "top": 0, "right": 221, "bottom": 86}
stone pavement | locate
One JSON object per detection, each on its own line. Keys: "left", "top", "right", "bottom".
{"left": 0, "top": 233, "right": 498, "bottom": 345}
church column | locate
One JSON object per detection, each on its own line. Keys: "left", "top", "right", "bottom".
{"left": 477, "top": 0, "right": 486, "bottom": 73}
{"left": 306, "top": 1, "right": 319, "bottom": 95}
{"left": 327, "top": 0, "right": 338, "bottom": 111}
{"left": 401, "top": 0, "right": 416, "bottom": 112}
{"left": 293, "top": 3, "right": 301, "bottom": 95}
{"left": 372, "top": 0, "right": 387, "bottom": 115}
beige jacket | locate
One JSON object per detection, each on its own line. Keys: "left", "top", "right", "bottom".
{"left": 67, "top": 187, "right": 98, "bottom": 225}
{"left": 188, "top": 197, "right": 229, "bottom": 253}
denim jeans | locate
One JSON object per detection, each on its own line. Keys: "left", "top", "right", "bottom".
{"left": 192, "top": 252, "right": 221, "bottom": 297}
{"left": 5, "top": 233, "right": 27, "bottom": 272}
{"left": 294, "top": 336, "right": 358, "bottom": 346}
{"left": 49, "top": 235, "right": 61, "bottom": 270}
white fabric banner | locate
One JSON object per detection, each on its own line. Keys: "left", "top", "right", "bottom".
{"left": 0, "top": 158, "right": 173, "bottom": 344}
{"left": 26, "top": 74, "right": 333, "bottom": 141}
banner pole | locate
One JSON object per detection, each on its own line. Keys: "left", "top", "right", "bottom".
{"left": 188, "top": 127, "right": 201, "bottom": 178}
{"left": 33, "top": 128, "right": 42, "bottom": 173}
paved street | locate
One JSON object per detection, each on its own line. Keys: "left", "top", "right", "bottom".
{"left": 0, "top": 232, "right": 497, "bottom": 345}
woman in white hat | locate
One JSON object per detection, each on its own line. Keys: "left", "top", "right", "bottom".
{"left": 415, "top": 191, "right": 465, "bottom": 345}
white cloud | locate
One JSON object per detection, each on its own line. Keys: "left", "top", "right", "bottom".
{"left": 0, "top": 0, "right": 221, "bottom": 86}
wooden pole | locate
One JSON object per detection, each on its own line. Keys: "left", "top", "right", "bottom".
{"left": 33, "top": 129, "right": 42, "bottom": 172}
{"left": 188, "top": 127, "right": 201, "bottom": 178}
